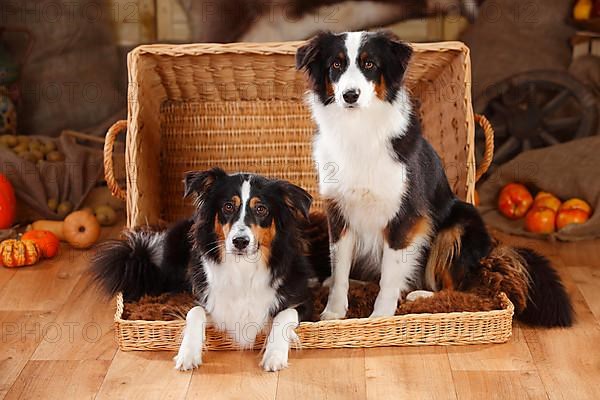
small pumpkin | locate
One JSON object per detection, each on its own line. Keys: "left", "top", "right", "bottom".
{"left": 0, "top": 238, "right": 40, "bottom": 267}
{"left": 21, "top": 230, "right": 60, "bottom": 258}
{"left": 63, "top": 210, "right": 101, "bottom": 249}
{"left": 0, "top": 173, "right": 16, "bottom": 229}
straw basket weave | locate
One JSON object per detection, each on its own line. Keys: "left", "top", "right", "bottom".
{"left": 104, "top": 40, "right": 510, "bottom": 351}
{"left": 114, "top": 293, "right": 513, "bottom": 351}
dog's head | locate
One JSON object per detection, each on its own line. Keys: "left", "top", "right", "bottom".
{"left": 296, "top": 31, "right": 412, "bottom": 109}
{"left": 184, "top": 168, "right": 312, "bottom": 264}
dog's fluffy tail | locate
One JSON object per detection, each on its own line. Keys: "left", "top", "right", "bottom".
{"left": 515, "top": 248, "right": 574, "bottom": 327}
{"left": 429, "top": 201, "right": 573, "bottom": 328}
{"left": 479, "top": 245, "right": 574, "bottom": 327}
{"left": 89, "top": 220, "right": 193, "bottom": 301}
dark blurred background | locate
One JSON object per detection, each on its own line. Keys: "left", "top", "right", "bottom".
{"left": 1, "top": 0, "right": 597, "bottom": 140}
{"left": 1, "top": 0, "right": 599, "bottom": 228}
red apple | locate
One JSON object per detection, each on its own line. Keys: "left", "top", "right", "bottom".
{"left": 498, "top": 183, "right": 533, "bottom": 219}
{"left": 533, "top": 191, "right": 561, "bottom": 213}
{"left": 559, "top": 198, "right": 592, "bottom": 215}
{"left": 525, "top": 207, "right": 556, "bottom": 234}
{"left": 556, "top": 209, "right": 590, "bottom": 230}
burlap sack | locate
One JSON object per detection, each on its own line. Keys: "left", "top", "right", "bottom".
{"left": 4, "top": 0, "right": 124, "bottom": 136}
{"left": 478, "top": 136, "right": 600, "bottom": 241}
{"left": 461, "top": 0, "right": 574, "bottom": 99}
{"left": 0, "top": 133, "right": 103, "bottom": 221}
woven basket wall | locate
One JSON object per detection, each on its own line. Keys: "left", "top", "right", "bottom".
{"left": 104, "top": 40, "right": 506, "bottom": 351}
{"left": 114, "top": 293, "right": 514, "bottom": 351}
{"left": 108, "top": 41, "right": 478, "bottom": 226}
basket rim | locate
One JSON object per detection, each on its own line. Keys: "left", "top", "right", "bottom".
{"left": 114, "top": 292, "right": 514, "bottom": 327}
{"left": 129, "top": 40, "right": 469, "bottom": 58}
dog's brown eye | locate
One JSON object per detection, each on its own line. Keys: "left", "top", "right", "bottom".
{"left": 364, "top": 61, "right": 374, "bottom": 69}
{"left": 332, "top": 61, "right": 341, "bottom": 69}
{"left": 222, "top": 202, "right": 235, "bottom": 215}
{"left": 255, "top": 205, "right": 268, "bottom": 217}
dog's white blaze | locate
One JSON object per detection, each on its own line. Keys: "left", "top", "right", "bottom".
{"left": 334, "top": 32, "right": 376, "bottom": 108}
{"left": 227, "top": 179, "right": 257, "bottom": 253}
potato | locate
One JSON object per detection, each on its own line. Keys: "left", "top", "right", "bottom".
{"left": 57, "top": 201, "right": 73, "bottom": 218}
{"left": 30, "top": 149, "right": 44, "bottom": 162}
{"left": 46, "top": 151, "right": 65, "bottom": 162}
{"left": 12, "top": 143, "right": 28, "bottom": 154}
{"left": 28, "top": 140, "right": 42, "bottom": 152}
{"left": 16, "top": 135, "right": 30, "bottom": 145}
{"left": 47, "top": 198, "right": 58, "bottom": 212}
{"left": 41, "top": 141, "right": 57, "bottom": 154}
{"left": 0, "top": 135, "right": 17, "bottom": 147}
{"left": 94, "top": 205, "right": 118, "bottom": 226}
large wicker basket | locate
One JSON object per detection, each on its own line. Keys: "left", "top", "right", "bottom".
{"left": 114, "top": 293, "right": 513, "bottom": 351}
{"left": 104, "top": 40, "right": 507, "bottom": 351}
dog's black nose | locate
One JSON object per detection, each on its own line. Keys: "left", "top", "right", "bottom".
{"left": 343, "top": 89, "right": 360, "bottom": 104}
{"left": 232, "top": 236, "right": 250, "bottom": 250}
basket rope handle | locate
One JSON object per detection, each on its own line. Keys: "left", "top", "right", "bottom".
{"left": 104, "top": 120, "right": 127, "bottom": 202}
{"left": 474, "top": 113, "right": 494, "bottom": 182}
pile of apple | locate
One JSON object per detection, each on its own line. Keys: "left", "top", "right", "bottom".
{"left": 498, "top": 183, "right": 593, "bottom": 234}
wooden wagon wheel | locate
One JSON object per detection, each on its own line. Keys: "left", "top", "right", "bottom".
{"left": 474, "top": 70, "right": 598, "bottom": 171}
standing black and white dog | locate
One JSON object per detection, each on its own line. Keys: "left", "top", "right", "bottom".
{"left": 91, "top": 168, "right": 327, "bottom": 371}
{"left": 296, "top": 31, "right": 573, "bottom": 326}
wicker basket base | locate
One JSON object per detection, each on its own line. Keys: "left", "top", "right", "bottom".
{"left": 114, "top": 293, "right": 514, "bottom": 351}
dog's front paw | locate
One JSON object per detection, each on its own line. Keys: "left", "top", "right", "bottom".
{"left": 369, "top": 300, "right": 396, "bottom": 318}
{"left": 261, "top": 349, "right": 288, "bottom": 372}
{"left": 406, "top": 290, "right": 434, "bottom": 302}
{"left": 173, "top": 347, "right": 202, "bottom": 371}
{"left": 320, "top": 308, "right": 346, "bottom": 321}
{"left": 320, "top": 299, "right": 347, "bottom": 320}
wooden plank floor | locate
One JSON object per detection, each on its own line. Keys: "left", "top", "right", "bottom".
{"left": 1, "top": 226, "right": 599, "bottom": 399}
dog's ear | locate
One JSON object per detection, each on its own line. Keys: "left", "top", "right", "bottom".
{"left": 278, "top": 181, "right": 312, "bottom": 221}
{"left": 296, "top": 31, "right": 331, "bottom": 71}
{"left": 183, "top": 167, "right": 226, "bottom": 198}
{"left": 375, "top": 30, "right": 413, "bottom": 75}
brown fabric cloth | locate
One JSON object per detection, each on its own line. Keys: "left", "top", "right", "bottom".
{"left": 0, "top": 133, "right": 103, "bottom": 221}
{"left": 478, "top": 136, "right": 600, "bottom": 241}
{"left": 461, "top": 0, "right": 574, "bottom": 100}
{"left": 4, "top": 0, "right": 125, "bottom": 136}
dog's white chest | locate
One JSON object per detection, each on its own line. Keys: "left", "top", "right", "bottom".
{"left": 315, "top": 132, "right": 408, "bottom": 232}
{"left": 310, "top": 93, "right": 412, "bottom": 234}
{"left": 202, "top": 257, "right": 279, "bottom": 348}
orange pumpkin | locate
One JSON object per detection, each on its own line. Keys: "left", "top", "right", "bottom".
{"left": 22, "top": 230, "right": 60, "bottom": 258}
{"left": 0, "top": 173, "right": 16, "bottom": 229}
{"left": 0, "top": 239, "right": 40, "bottom": 267}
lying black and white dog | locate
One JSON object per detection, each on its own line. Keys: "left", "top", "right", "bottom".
{"left": 91, "top": 168, "right": 328, "bottom": 371}
{"left": 296, "top": 31, "right": 573, "bottom": 326}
